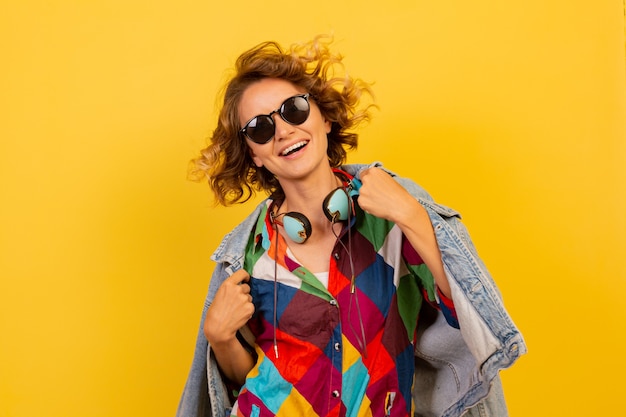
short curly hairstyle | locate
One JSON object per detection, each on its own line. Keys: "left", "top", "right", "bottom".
{"left": 189, "top": 36, "right": 374, "bottom": 206}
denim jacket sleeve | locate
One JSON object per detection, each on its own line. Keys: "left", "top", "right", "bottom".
{"left": 176, "top": 163, "right": 526, "bottom": 417}
{"left": 176, "top": 202, "right": 265, "bottom": 417}
{"left": 346, "top": 163, "right": 527, "bottom": 417}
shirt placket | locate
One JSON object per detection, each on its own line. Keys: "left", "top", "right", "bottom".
{"left": 327, "top": 296, "right": 343, "bottom": 416}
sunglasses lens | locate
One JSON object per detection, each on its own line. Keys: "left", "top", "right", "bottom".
{"left": 245, "top": 116, "right": 275, "bottom": 144}
{"left": 282, "top": 95, "right": 310, "bottom": 125}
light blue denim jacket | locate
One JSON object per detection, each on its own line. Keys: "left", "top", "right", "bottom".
{"left": 176, "top": 163, "right": 526, "bottom": 417}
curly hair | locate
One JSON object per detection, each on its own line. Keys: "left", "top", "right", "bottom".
{"left": 189, "top": 36, "right": 374, "bottom": 206}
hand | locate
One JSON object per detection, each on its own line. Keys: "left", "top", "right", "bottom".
{"left": 357, "top": 167, "right": 421, "bottom": 225}
{"left": 204, "top": 269, "right": 255, "bottom": 345}
{"left": 359, "top": 167, "right": 452, "bottom": 299}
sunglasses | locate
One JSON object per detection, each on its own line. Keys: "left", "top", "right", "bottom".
{"left": 240, "top": 93, "right": 311, "bottom": 144}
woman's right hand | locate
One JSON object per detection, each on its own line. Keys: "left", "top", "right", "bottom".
{"left": 203, "top": 269, "right": 255, "bottom": 345}
{"left": 203, "top": 269, "right": 256, "bottom": 385}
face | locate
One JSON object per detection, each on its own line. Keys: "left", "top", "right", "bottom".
{"left": 238, "top": 78, "right": 332, "bottom": 183}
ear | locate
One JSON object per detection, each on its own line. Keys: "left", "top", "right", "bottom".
{"left": 325, "top": 119, "right": 331, "bottom": 134}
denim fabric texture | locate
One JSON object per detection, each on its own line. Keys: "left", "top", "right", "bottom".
{"left": 176, "top": 162, "right": 526, "bottom": 417}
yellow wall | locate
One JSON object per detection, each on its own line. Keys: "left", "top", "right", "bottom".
{"left": 1, "top": 1, "right": 624, "bottom": 416}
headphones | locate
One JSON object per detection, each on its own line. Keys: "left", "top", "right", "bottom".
{"left": 270, "top": 170, "right": 361, "bottom": 244}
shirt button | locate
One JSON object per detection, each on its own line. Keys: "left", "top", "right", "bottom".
{"left": 334, "top": 342, "right": 341, "bottom": 351}
{"left": 329, "top": 299, "right": 337, "bottom": 306}
{"left": 332, "top": 390, "right": 340, "bottom": 398}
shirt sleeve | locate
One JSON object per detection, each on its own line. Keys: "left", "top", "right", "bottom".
{"left": 436, "top": 287, "right": 459, "bottom": 329}
{"left": 419, "top": 287, "right": 459, "bottom": 329}
{"left": 402, "top": 234, "right": 460, "bottom": 329}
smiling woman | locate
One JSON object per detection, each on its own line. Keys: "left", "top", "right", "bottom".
{"left": 188, "top": 37, "right": 374, "bottom": 206}
{"left": 2, "top": 1, "right": 625, "bottom": 417}
{"left": 177, "top": 36, "right": 526, "bottom": 417}
{"left": 239, "top": 78, "right": 333, "bottom": 187}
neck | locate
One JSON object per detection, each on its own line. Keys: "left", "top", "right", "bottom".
{"left": 274, "top": 168, "right": 344, "bottom": 241}
{"left": 279, "top": 168, "right": 341, "bottom": 213}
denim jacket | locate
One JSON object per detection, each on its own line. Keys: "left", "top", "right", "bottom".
{"left": 176, "top": 163, "right": 527, "bottom": 417}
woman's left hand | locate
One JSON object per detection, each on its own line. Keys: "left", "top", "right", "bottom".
{"left": 357, "top": 167, "right": 452, "bottom": 299}
{"left": 357, "top": 167, "right": 421, "bottom": 224}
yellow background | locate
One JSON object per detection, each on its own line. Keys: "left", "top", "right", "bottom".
{"left": 1, "top": 1, "right": 625, "bottom": 416}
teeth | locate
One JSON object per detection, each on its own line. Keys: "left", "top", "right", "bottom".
{"left": 281, "top": 141, "right": 308, "bottom": 156}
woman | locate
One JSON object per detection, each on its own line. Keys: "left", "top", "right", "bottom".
{"left": 177, "top": 37, "right": 526, "bottom": 417}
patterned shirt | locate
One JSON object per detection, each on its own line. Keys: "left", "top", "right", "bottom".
{"left": 230, "top": 199, "right": 458, "bottom": 417}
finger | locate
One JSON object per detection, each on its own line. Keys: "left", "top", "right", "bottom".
{"left": 360, "top": 166, "right": 383, "bottom": 179}
{"left": 359, "top": 167, "right": 374, "bottom": 181}
{"left": 228, "top": 269, "right": 250, "bottom": 284}
{"left": 244, "top": 302, "right": 255, "bottom": 319}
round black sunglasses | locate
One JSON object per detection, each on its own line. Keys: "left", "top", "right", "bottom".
{"left": 239, "top": 94, "right": 311, "bottom": 144}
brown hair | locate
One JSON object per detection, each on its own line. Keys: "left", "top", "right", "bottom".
{"left": 189, "top": 36, "right": 374, "bottom": 206}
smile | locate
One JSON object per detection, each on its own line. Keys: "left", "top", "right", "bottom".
{"left": 281, "top": 141, "right": 308, "bottom": 156}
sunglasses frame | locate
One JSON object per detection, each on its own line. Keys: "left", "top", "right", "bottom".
{"left": 239, "top": 93, "right": 311, "bottom": 144}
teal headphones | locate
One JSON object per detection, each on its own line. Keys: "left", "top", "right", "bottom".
{"left": 271, "top": 171, "right": 361, "bottom": 244}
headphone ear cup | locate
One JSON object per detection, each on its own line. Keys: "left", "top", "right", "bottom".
{"left": 282, "top": 212, "right": 312, "bottom": 244}
{"left": 322, "top": 187, "right": 351, "bottom": 222}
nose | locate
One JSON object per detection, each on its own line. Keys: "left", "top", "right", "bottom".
{"left": 271, "top": 112, "right": 295, "bottom": 141}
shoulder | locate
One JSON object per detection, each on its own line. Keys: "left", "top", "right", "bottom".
{"left": 343, "top": 161, "right": 433, "bottom": 202}
{"left": 343, "top": 162, "right": 461, "bottom": 219}
{"left": 210, "top": 199, "right": 270, "bottom": 264}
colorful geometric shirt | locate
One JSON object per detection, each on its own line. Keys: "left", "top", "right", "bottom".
{"left": 230, "top": 199, "right": 458, "bottom": 417}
